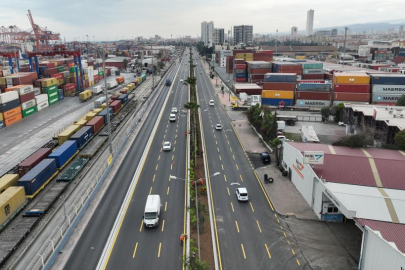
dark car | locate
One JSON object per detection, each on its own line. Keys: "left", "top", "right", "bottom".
{"left": 261, "top": 152, "right": 271, "bottom": 164}
{"left": 165, "top": 79, "right": 172, "bottom": 86}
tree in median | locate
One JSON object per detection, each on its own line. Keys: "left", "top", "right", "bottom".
{"left": 396, "top": 95, "right": 405, "bottom": 106}
{"left": 394, "top": 129, "right": 405, "bottom": 149}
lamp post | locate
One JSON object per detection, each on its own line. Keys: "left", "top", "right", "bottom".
{"left": 100, "top": 47, "right": 113, "bottom": 156}
{"left": 343, "top": 27, "right": 349, "bottom": 66}
{"left": 276, "top": 30, "right": 278, "bottom": 56}
{"left": 170, "top": 172, "right": 220, "bottom": 259}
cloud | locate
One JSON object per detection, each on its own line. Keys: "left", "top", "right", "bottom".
{"left": 0, "top": 0, "right": 404, "bottom": 40}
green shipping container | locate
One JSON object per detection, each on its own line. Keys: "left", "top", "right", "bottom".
{"left": 58, "top": 66, "right": 66, "bottom": 72}
{"left": 43, "top": 84, "right": 58, "bottom": 94}
{"left": 69, "top": 67, "right": 77, "bottom": 73}
{"left": 98, "top": 71, "right": 104, "bottom": 76}
{"left": 49, "top": 97, "right": 59, "bottom": 106}
{"left": 301, "top": 63, "right": 323, "bottom": 69}
{"left": 48, "top": 90, "right": 59, "bottom": 100}
{"left": 22, "top": 106, "right": 37, "bottom": 118}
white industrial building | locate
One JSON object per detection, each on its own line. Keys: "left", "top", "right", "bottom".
{"left": 282, "top": 142, "right": 405, "bottom": 269}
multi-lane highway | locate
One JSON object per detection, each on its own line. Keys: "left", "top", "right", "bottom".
{"left": 64, "top": 54, "right": 189, "bottom": 270}
{"left": 194, "top": 50, "right": 307, "bottom": 269}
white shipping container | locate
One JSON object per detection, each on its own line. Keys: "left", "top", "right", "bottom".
{"left": 107, "top": 80, "right": 118, "bottom": 89}
{"left": 0, "top": 91, "right": 19, "bottom": 104}
{"left": 37, "top": 100, "right": 49, "bottom": 111}
{"left": 2, "top": 70, "right": 11, "bottom": 76}
{"left": 92, "top": 85, "right": 103, "bottom": 95}
{"left": 372, "top": 85, "right": 405, "bottom": 94}
{"left": 94, "top": 96, "right": 106, "bottom": 108}
{"left": 35, "top": 94, "right": 48, "bottom": 104}
{"left": 6, "top": 78, "right": 13, "bottom": 85}
{"left": 33, "top": 88, "right": 41, "bottom": 96}
{"left": 21, "top": 99, "right": 36, "bottom": 110}
{"left": 14, "top": 85, "right": 34, "bottom": 95}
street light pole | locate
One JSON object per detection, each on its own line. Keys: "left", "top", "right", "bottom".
{"left": 343, "top": 27, "right": 349, "bottom": 65}
{"left": 276, "top": 30, "right": 278, "bottom": 56}
{"left": 151, "top": 44, "right": 154, "bottom": 89}
{"left": 101, "top": 47, "right": 113, "bottom": 156}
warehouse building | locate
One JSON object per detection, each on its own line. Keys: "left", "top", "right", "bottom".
{"left": 104, "top": 57, "right": 131, "bottom": 69}
{"left": 261, "top": 45, "right": 337, "bottom": 57}
{"left": 282, "top": 142, "right": 405, "bottom": 269}
{"left": 343, "top": 104, "right": 405, "bottom": 144}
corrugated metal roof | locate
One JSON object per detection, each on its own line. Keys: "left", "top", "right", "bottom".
{"left": 287, "top": 142, "right": 405, "bottom": 190}
{"left": 356, "top": 218, "right": 405, "bottom": 254}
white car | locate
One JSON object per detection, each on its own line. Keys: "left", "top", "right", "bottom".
{"left": 163, "top": 141, "right": 171, "bottom": 151}
{"left": 277, "top": 135, "right": 286, "bottom": 141}
{"left": 209, "top": 100, "right": 214, "bottom": 106}
{"left": 236, "top": 188, "right": 249, "bottom": 202}
{"left": 171, "top": 107, "right": 178, "bottom": 113}
{"left": 215, "top": 124, "right": 222, "bottom": 130}
{"left": 180, "top": 79, "right": 183, "bottom": 83}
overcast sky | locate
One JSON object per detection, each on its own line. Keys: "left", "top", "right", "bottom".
{"left": 1, "top": 0, "right": 404, "bottom": 41}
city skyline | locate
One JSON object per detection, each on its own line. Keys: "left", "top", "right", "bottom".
{"left": 1, "top": 0, "right": 405, "bottom": 40}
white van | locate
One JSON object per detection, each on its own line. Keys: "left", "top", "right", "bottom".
{"left": 169, "top": 113, "right": 176, "bottom": 122}
{"left": 143, "top": 195, "right": 161, "bottom": 228}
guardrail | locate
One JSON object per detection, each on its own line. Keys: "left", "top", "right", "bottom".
{"left": 26, "top": 64, "right": 176, "bottom": 270}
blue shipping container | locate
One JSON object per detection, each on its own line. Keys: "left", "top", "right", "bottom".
{"left": 262, "top": 98, "right": 294, "bottom": 106}
{"left": 58, "top": 89, "right": 64, "bottom": 101}
{"left": 118, "top": 94, "right": 128, "bottom": 104}
{"left": 18, "top": 159, "right": 57, "bottom": 195}
{"left": 264, "top": 73, "right": 297, "bottom": 83}
{"left": 48, "top": 141, "right": 78, "bottom": 168}
{"left": 297, "top": 83, "right": 331, "bottom": 92}
{"left": 272, "top": 62, "right": 300, "bottom": 72}
{"left": 235, "top": 73, "right": 246, "bottom": 78}
{"left": 370, "top": 74, "right": 405, "bottom": 85}
{"left": 0, "top": 99, "right": 20, "bottom": 112}
{"left": 69, "top": 126, "right": 93, "bottom": 149}
{"left": 98, "top": 108, "right": 114, "bottom": 123}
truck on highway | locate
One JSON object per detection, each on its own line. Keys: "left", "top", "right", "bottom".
{"left": 143, "top": 195, "right": 161, "bottom": 228}
{"left": 107, "top": 80, "right": 118, "bottom": 90}
{"left": 231, "top": 100, "right": 250, "bottom": 111}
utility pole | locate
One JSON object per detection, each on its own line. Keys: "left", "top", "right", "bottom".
{"left": 102, "top": 47, "right": 113, "bottom": 156}
{"left": 276, "top": 30, "right": 278, "bottom": 56}
{"left": 343, "top": 27, "right": 349, "bottom": 65}
{"left": 151, "top": 44, "right": 154, "bottom": 89}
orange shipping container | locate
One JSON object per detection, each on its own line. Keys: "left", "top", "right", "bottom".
{"left": 4, "top": 113, "right": 22, "bottom": 126}
{"left": 333, "top": 73, "right": 370, "bottom": 85}
{"left": 3, "top": 107, "right": 22, "bottom": 119}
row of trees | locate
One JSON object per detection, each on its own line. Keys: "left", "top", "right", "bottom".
{"left": 196, "top": 42, "right": 214, "bottom": 58}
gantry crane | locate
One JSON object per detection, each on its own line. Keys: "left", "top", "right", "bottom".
{"left": 27, "top": 10, "right": 60, "bottom": 52}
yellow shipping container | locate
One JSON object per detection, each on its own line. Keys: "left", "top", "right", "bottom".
{"left": 75, "top": 118, "right": 88, "bottom": 127}
{"left": 89, "top": 81, "right": 94, "bottom": 86}
{"left": 0, "top": 174, "right": 19, "bottom": 194}
{"left": 85, "top": 112, "right": 98, "bottom": 121}
{"left": 0, "top": 113, "right": 3, "bottom": 121}
{"left": 0, "top": 187, "right": 26, "bottom": 225}
{"left": 58, "top": 124, "right": 81, "bottom": 145}
{"left": 262, "top": 90, "right": 294, "bottom": 99}
{"left": 295, "top": 56, "right": 306, "bottom": 59}
{"left": 0, "top": 77, "right": 6, "bottom": 85}
{"left": 235, "top": 53, "right": 253, "bottom": 58}
{"left": 84, "top": 74, "right": 88, "bottom": 80}
{"left": 58, "top": 79, "right": 64, "bottom": 85}
{"left": 101, "top": 103, "right": 107, "bottom": 109}
{"left": 41, "top": 78, "right": 58, "bottom": 87}
{"left": 79, "top": 90, "right": 92, "bottom": 102}
{"left": 93, "top": 108, "right": 103, "bottom": 114}
{"left": 333, "top": 73, "right": 370, "bottom": 85}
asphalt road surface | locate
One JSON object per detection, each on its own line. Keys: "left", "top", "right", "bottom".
{"left": 194, "top": 51, "right": 307, "bottom": 270}
{"left": 64, "top": 56, "right": 189, "bottom": 270}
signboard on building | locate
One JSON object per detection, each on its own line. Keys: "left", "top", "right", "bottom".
{"left": 303, "top": 151, "right": 324, "bottom": 164}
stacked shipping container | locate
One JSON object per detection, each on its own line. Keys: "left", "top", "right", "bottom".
{"left": 246, "top": 61, "right": 272, "bottom": 84}
{"left": 0, "top": 91, "right": 22, "bottom": 127}
{"left": 370, "top": 74, "right": 405, "bottom": 105}
{"left": 262, "top": 73, "right": 296, "bottom": 106}
{"left": 301, "top": 62, "right": 324, "bottom": 80}
{"left": 333, "top": 73, "right": 371, "bottom": 104}
{"left": 296, "top": 83, "right": 332, "bottom": 107}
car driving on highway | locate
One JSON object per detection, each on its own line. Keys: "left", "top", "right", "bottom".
{"left": 215, "top": 124, "right": 222, "bottom": 130}
{"left": 163, "top": 141, "right": 171, "bottom": 151}
{"left": 236, "top": 187, "right": 249, "bottom": 201}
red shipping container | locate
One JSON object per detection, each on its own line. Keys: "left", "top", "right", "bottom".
{"left": 262, "top": 82, "right": 296, "bottom": 91}
{"left": 12, "top": 74, "right": 37, "bottom": 85}
{"left": 17, "top": 148, "right": 52, "bottom": 177}
{"left": 45, "top": 67, "right": 58, "bottom": 75}
{"left": 249, "top": 68, "right": 272, "bottom": 75}
{"left": 235, "top": 64, "right": 246, "bottom": 69}
{"left": 110, "top": 100, "right": 122, "bottom": 113}
{"left": 64, "top": 83, "right": 76, "bottom": 91}
{"left": 296, "top": 91, "right": 331, "bottom": 100}
{"left": 235, "top": 88, "right": 262, "bottom": 95}
{"left": 297, "top": 80, "right": 325, "bottom": 83}
{"left": 234, "top": 59, "right": 245, "bottom": 64}
{"left": 111, "top": 95, "right": 119, "bottom": 100}
{"left": 302, "top": 74, "right": 325, "bottom": 80}
{"left": 250, "top": 74, "right": 265, "bottom": 79}
{"left": 108, "top": 99, "right": 114, "bottom": 104}
{"left": 235, "top": 78, "right": 246, "bottom": 82}
{"left": 334, "top": 84, "right": 370, "bottom": 93}
{"left": 86, "top": 116, "right": 104, "bottom": 134}
{"left": 20, "top": 91, "right": 35, "bottom": 103}
{"left": 52, "top": 73, "right": 64, "bottom": 80}
{"left": 334, "top": 93, "right": 370, "bottom": 102}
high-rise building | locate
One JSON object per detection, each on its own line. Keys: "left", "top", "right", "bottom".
{"left": 331, "top": 29, "right": 338, "bottom": 36}
{"left": 306, "top": 9, "right": 314, "bottom": 36}
{"left": 233, "top": 25, "right": 253, "bottom": 45}
{"left": 291, "top": 26, "right": 298, "bottom": 38}
{"left": 399, "top": 25, "right": 404, "bottom": 37}
{"left": 201, "top": 21, "right": 214, "bottom": 47}
{"left": 214, "top": 28, "right": 225, "bottom": 45}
